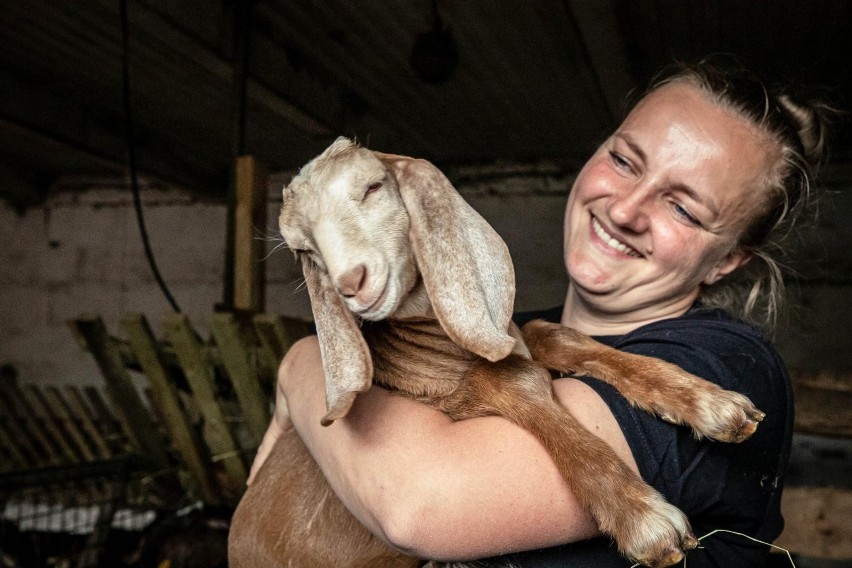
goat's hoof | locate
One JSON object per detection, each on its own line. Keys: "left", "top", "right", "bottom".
{"left": 618, "top": 498, "right": 697, "bottom": 568}
{"left": 686, "top": 389, "right": 765, "bottom": 443}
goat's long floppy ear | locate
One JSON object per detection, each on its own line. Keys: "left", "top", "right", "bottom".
{"left": 301, "top": 256, "right": 373, "bottom": 425}
{"left": 377, "top": 153, "right": 516, "bottom": 362}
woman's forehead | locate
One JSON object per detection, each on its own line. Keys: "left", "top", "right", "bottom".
{"left": 618, "top": 83, "right": 779, "bottom": 227}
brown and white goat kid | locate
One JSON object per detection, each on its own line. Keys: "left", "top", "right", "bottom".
{"left": 228, "top": 138, "right": 765, "bottom": 568}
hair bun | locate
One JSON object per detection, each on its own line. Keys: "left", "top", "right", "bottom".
{"left": 777, "top": 94, "right": 835, "bottom": 172}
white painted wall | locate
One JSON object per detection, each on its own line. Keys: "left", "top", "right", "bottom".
{"left": 1, "top": 171, "right": 849, "bottom": 388}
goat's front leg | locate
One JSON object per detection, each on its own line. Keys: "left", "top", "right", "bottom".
{"left": 521, "top": 320, "right": 765, "bottom": 443}
{"left": 442, "top": 356, "right": 698, "bottom": 568}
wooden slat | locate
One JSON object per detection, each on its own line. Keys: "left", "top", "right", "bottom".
{"left": 44, "top": 386, "right": 97, "bottom": 462}
{"left": 210, "top": 313, "right": 270, "bottom": 447}
{"left": 253, "top": 315, "right": 312, "bottom": 362}
{"left": 69, "top": 316, "right": 170, "bottom": 468}
{"left": 0, "top": 392, "right": 45, "bottom": 467}
{"left": 122, "top": 313, "right": 220, "bottom": 503}
{"left": 64, "top": 386, "right": 112, "bottom": 459}
{"left": 0, "top": 419, "right": 28, "bottom": 469}
{"left": 776, "top": 486, "right": 852, "bottom": 559}
{"left": 0, "top": 385, "right": 60, "bottom": 465}
{"left": 84, "top": 386, "right": 127, "bottom": 453}
{"left": 233, "top": 155, "right": 268, "bottom": 312}
{"left": 164, "top": 313, "right": 247, "bottom": 489}
{"left": 791, "top": 370, "right": 852, "bottom": 437}
{"left": 23, "top": 385, "right": 81, "bottom": 463}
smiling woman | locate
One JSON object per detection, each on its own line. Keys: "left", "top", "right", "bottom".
{"left": 560, "top": 82, "right": 774, "bottom": 335}
{"left": 247, "top": 59, "right": 834, "bottom": 568}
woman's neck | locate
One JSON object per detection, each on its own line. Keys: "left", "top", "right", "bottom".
{"left": 560, "top": 285, "right": 695, "bottom": 336}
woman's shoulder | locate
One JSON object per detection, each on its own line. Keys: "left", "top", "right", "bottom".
{"left": 616, "top": 306, "right": 786, "bottom": 397}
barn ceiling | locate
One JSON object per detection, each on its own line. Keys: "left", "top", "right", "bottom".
{"left": 1, "top": 0, "right": 851, "bottom": 209}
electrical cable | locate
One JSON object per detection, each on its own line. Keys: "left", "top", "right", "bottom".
{"left": 120, "top": 0, "right": 181, "bottom": 313}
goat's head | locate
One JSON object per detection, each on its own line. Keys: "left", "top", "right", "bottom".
{"left": 280, "top": 138, "right": 420, "bottom": 321}
{"left": 280, "top": 137, "right": 517, "bottom": 424}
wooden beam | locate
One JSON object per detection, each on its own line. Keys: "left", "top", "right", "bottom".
{"left": 122, "top": 313, "right": 220, "bottom": 503}
{"left": 790, "top": 370, "right": 852, "bottom": 437}
{"left": 233, "top": 155, "right": 269, "bottom": 312}
{"left": 92, "top": 0, "right": 332, "bottom": 136}
{"left": 69, "top": 316, "right": 171, "bottom": 468}
{"left": 164, "top": 313, "right": 248, "bottom": 491}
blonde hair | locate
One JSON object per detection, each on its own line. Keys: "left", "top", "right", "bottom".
{"left": 640, "top": 59, "right": 835, "bottom": 332}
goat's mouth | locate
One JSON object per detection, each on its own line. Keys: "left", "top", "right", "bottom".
{"left": 355, "top": 284, "right": 391, "bottom": 320}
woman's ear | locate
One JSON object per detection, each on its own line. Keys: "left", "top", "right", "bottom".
{"left": 703, "top": 248, "right": 752, "bottom": 285}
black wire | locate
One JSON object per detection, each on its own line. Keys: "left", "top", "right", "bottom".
{"left": 120, "top": 0, "right": 181, "bottom": 313}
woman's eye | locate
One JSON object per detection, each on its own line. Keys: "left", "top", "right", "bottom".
{"left": 673, "top": 203, "right": 701, "bottom": 226}
{"left": 609, "top": 151, "right": 632, "bottom": 172}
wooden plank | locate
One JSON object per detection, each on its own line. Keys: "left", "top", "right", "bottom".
{"left": 791, "top": 369, "right": 851, "bottom": 393}
{"left": 23, "top": 385, "right": 81, "bottom": 463}
{"left": 1, "top": 384, "right": 62, "bottom": 465}
{"left": 232, "top": 156, "right": 268, "bottom": 312}
{"left": 69, "top": 316, "right": 170, "bottom": 468}
{"left": 64, "top": 386, "right": 112, "bottom": 460}
{"left": 0, "top": 419, "right": 28, "bottom": 469}
{"left": 210, "top": 313, "right": 270, "bottom": 447}
{"left": 233, "top": 155, "right": 269, "bottom": 312}
{"left": 44, "top": 386, "right": 97, "bottom": 462}
{"left": 83, "top": 386, "right": 126, "bottom": 453}
{"left": 164, "top": 313, "right": 247, "bottom": 489}
{"left": 791, "top": 370, "right": 852, "bottom": 437}
{"left": 253, "top": 315, "right": 313, "bottom": 361}
{"left": 122, "top": 313, "right": 220, "bottom": 503}
{"left": 0, "top": 392, "right": 44, "bottom": 466}
{"left": 776, "top": 486, "right": 852, "bottom": 559}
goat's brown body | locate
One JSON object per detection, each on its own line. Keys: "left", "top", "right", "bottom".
{"left": 229, "top": 318, "right": 757, "bottom": 568}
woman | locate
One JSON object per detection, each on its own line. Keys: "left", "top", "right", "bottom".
{"left": 248, "top": 61, "right": 832, "bottom": 567}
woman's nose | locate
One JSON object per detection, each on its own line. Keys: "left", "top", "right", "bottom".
{"left": 608, "top": 185, "right": 651, "bottom": 232}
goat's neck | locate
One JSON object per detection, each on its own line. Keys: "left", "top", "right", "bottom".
{"left": 361, "top": 318, "right": 477, "bottom": 401}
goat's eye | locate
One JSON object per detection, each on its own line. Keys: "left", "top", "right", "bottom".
{"left": 366, "top": 181, "right": 382, "bottom": 195}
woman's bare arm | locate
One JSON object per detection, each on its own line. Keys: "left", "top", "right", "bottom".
{"left": 252, "top": 336, "right": 639, "bottom": 561}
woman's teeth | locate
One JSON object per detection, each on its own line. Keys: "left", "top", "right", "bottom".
{"left": 592, "top": 218, "right": 641, "bottom": 257}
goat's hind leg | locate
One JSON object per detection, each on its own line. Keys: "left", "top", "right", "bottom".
{"left": 445, "top": 356, "right": 697, "bottom": 568}
{"left": 521, "top": 320, "right": 765, "bottom": 443}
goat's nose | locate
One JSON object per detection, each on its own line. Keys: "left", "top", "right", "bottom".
{"left": 337, "top": 265, "right": 367, "bottom": 298}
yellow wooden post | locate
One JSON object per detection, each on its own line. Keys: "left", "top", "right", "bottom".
{"left": 233, "top": 155, "right": 268, "bottom": 312}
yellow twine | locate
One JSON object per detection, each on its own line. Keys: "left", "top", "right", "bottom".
{"left": 628, "top": 529, "right": 796, "bottom": 568}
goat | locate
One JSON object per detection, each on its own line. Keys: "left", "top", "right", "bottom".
{"left": 228, "top": 137, "right": 765, "bottom": 568}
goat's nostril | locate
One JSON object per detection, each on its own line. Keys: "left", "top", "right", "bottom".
{"left": 337, "top": 265, "right": 367, "bottom": 298}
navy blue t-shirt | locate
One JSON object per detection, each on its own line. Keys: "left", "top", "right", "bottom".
{"left": 483, "top": 305, "right": 793, "bottom": 568}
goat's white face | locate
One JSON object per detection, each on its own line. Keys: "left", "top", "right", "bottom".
{"left": 280, "top": 143, "right": 419, "bottom": 321}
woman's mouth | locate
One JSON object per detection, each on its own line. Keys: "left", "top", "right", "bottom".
{"left": 591, "top": 217, "right": 642, "bottom": 258}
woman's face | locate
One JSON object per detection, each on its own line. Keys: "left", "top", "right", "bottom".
{"left": 563, "top": 82, "right": 776, "bottom": 320}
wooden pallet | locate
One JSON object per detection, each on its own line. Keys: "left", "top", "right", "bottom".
{"left": 53, "top": 312, "right": 311, "bottom": 505}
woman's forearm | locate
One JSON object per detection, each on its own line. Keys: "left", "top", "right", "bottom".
{"left": 279, "top": 337, "right": 610, "bottom": 560}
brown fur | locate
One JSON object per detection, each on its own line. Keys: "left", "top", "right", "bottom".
{"left": 229, "top": 139, "right": 765, "bottom": 568}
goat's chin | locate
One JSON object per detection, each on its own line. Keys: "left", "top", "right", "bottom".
{"left": 387, "top": 282, "right": 432, "bottom": 320}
